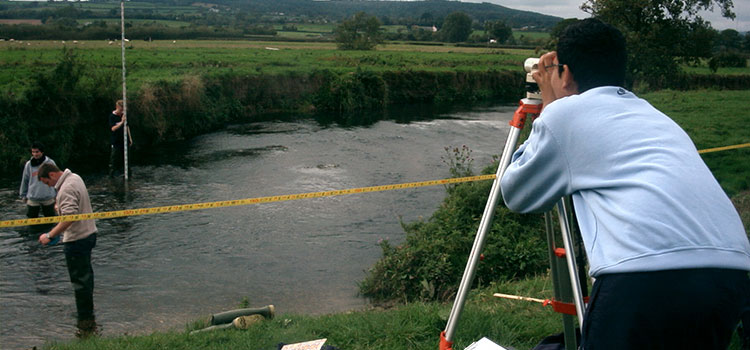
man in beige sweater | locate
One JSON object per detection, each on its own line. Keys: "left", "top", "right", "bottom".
{"left": 37, "top": 163, "right": 98, "bottom": 338}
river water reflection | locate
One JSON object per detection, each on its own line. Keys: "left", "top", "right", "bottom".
{"left": 0, "top": 105, "right": 514, "bottom": 349}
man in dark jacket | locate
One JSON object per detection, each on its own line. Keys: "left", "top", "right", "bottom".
{"left": 109, "top": 99, "right": 132, "bottom": 177}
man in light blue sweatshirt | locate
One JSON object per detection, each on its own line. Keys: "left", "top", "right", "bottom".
{"left": 500, "top": 18, "right": 750, "bottom": 349}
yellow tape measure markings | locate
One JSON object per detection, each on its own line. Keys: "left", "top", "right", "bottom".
{"left": 698, "top": 142, "right": 750, "bottom": 154}
{"left": 0, "top": 174, "right": 496, "bottom": 228}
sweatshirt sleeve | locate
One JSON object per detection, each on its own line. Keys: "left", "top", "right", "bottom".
{"left": 500, "top": 118, "right": 571, "bottom": 213}
{"left": 19, "top": 163, "right": 30, "bottom": 198}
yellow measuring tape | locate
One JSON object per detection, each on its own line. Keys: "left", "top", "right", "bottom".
{"left": 2, "top": 142, "right": 747, "bottom": 229}
{"left": 0, "top": 174, "right": 496, "bottom": 228}
{"left": 698, "top": 142, "right": 750, "bottom": 154}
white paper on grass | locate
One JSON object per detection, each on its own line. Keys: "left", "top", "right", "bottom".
{"left": 280, "top": 338, "right": 327, "bottom": 350}
{"left": 464, "top": 337, "right": 509, "bottom": 350}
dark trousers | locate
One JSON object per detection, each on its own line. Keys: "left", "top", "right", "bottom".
{"left": 64, "top": 233, "right": 97, "bottom": 321}
{"left": 109, "top": 145, "right": 124, "bottom": 177}
{"left": 581, "top": 268, "right": 750, "bottom": 350}
{"left": 26, "top": 204, "right": 56, "bottom": 218}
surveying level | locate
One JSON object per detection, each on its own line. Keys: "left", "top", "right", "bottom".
{"left": 440, "top": 58, "right": 587, "bottom": 350}
{"left": 523, "top": 57, "right": 542, "bottom": 101}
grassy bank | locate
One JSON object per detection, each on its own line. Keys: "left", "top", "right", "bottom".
{"left": 41, "top": 274, "right": 746, "bottom": 350}
{"left": 41, "top": 276, "right": 564, "bottom": 350}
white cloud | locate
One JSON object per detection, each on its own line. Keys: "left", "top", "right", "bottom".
{"left": 468, "top": 0, "right": 750, "bottom": 32}
{"left": 487, "top": 0, "right": 589, "bottom": 19}
{"left": 700, "top": 5, "right": 750, "bottom": 32}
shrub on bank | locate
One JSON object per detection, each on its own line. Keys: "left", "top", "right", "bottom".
{"left": 359, "top": 162, "right": 548, "bottom": 303}
{"left": 314, "top": 69, "right": 388, "bottom": 113}
{"left": 0, "top": 48, "right": 116, "bottom": 173}
{"left": 382, "top": 69, "right": 522, "bottom": 106}
{"left": 709, "top": 51, "right": 748, "bottom": 72}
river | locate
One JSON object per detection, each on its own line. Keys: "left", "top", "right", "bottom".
{"left": 0, "top": 105, "right": 515, "bottom": 349}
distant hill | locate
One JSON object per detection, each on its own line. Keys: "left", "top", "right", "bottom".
{"left": 0, "top": 0, "right": 562, "bottom": 29}
{"left": 185, "top": 0, "right": 562, "bottom": 29}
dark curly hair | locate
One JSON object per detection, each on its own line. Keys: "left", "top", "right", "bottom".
{"left": 31, "top": 141, "right": 45, "bottom": 153}
{"left": 557, "top": 18, "right": 627, "bottom": 92}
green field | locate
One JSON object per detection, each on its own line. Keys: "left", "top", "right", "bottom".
{"left": 0, "top": 40, "right": 533, "bottom": 93}
{"left": 275, "top": 31, "right": 330, "bottom": 39}
{"left": 684, "top": 62, "right": 750, "bottom": 75}
{"left": 3, "top": 39, "right": 748, "bottom": 96}
{"left": 468, "top": 29, "right": 549, "bottom": 43}
{"left": 0, "top": 0, "right": 199, "bottom": 13}
{"left": 291, "top": 23, "right": 336, "bottom": 33}
{"left": 513, "top": 30, "right": 549, "bottom": 40}
{"left": 77, "top": 18, "right": 192, "bottom": 27}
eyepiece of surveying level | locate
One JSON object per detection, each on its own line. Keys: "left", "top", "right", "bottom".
{"left": 523, "top": 57, "right": 542, "bottom": 100}
{"left": 524, "top": 57, "right": 540, "bottom": 74}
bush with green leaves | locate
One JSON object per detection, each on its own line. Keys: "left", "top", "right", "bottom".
{"left": 439, "top": 11, "right": 473, "bottom": 43}
{"left": 0, "top": 48, "right": 116, "bottom": 174}
{"left": 709, "top": 51, "right": 748, "bottom": 72}
{"left": 314, "top": 69, "right": 388, "bottom": 113}
{"left": 359, "top": 161, "right": 548, "bottom": 303}
{"left": 335, "top": 12, "right": 384, "bottom": 51}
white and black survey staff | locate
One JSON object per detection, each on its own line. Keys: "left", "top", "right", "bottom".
{"left": 500, "top": 18, "right": 750, "bottom": 349}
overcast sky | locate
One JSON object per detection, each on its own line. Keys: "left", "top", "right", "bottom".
{"left": 470, "top": 0, "right": 750, "bottom": 32}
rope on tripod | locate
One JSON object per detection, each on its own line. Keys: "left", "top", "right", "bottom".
{"left": 493, "top": 293, "right": 589, "bottom": 316}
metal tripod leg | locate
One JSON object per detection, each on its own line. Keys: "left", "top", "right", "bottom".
{"left": 440, "top": 97, "right": 589, "bottom": 349}
{"left": 556, "top": 199, "right": 585, "bottom": 326}
{"left": 545, "top": 212, "right": 578, "bottom": 350}
{"left": 441, "top": 99, "right": 541, "bottom": 349}
{"left": 442, "top": 119, "right": 523, "bottom": 345}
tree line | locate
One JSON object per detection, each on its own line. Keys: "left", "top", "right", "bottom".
{"left": 0, "top": 21, "right": 277, "bottom": 41}
{"left": 335, "top": 0, "right": 749, "bottom": 87}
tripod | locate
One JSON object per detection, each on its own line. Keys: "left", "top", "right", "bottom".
{"left": 440, "top": 94, "right": 587, "bottom": 350}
